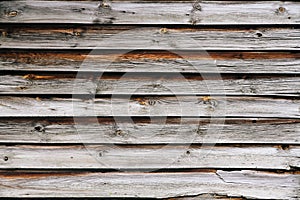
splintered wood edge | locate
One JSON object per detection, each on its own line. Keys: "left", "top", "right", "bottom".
{"left": 0, "top": 170, "right": 299, "bottom": 199}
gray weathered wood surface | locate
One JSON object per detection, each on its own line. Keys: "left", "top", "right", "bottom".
{"left": 0, "top": 26, "right": 300, "bottom": 50}
{"left": 1, "top": 1, "right": 300, "bottom": 25}
{"left": 0, "top": 118, "right": 299, "bottom": 144}
{"left": 0, "top": 145, "right": 299, "bottom": 169}
{"left": 0, "top": 170, "right": 299, "bottom": 199}
{"left": 1, "top": 0, "right": 299, "bottom": 199}
{"left": 1, "top": 74, "right": 299, "bottom": 95}
{"left": 0, "top": 96, "right": 299, "bottom": 118}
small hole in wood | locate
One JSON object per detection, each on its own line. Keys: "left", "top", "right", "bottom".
{"left": 34, "top": 124, "right": 44, "bottom": 132}
{"left": 99, "top": 152, "right": 103, "bottom": 157}
{"left": 186, "top": 150, "right": 191, "bottom": 155}
{"left": 256, "top": 32, "right": 263, "bottom": 37}
{"left": 3, "top": 156, "right": 8, "bottom": 161}
{"left": 252, "top": 120, "right": 257, "bottom": 123}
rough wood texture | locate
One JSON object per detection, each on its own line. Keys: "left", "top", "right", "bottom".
{"left": 1, "top": 26, "right": 300, "bottom": 50}
{"left": 0, "top": 170, "right": 299, "bottom": 199}
{"left": 0, "top": 96, "right": 299, "bottom": 118}
{"left": 0, "top": 1, "right": 300, "bottom": 25}
{"left": 0, "top": 144, "right": 299, "bottom": 169}
{"left": 1, "top": 74, "right": 299, "bottom": 95}
{"left": 0, "top": 50, "right": 300, "bottom": 74}
{"left": 0, "top": 118, "right": 299, "bottom": 144}
{"left": 1, "top": 0, "right": 299, "bottom": 199}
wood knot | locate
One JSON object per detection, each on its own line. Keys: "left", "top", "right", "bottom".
{"left": 135, "top": 97, "right": 158, "bottom": 106}
{"left": 276, "top": 6, "right": 286, "bottom": 14}
{"left": 34, "top": 124, "right": 45, "bottom": 133}
{"left": 192, "top": 1, "right": 202, "bottom": 11}
{"left": 189, "top": 1, "right": 202, "bottom": 25}
{"left": 6, "top": 10, "right": 18, "bottom": 17}
{"left": 159, "top": 28, "right": 168, "bottom": 34}
{"left": 98, "top": 150, "right": 108, "bottom": 157}
{"left": 98, "top": 1, "right": 111, "bottom": 9}
{"left": 278, "top": 144, "right": 290, "bottom": 151}
{"left": 197, "top": 96, "right": 218, "bottom": 109}
{"left": 147, "top": 98, "right": 157, "bottom": 106}
{"left": 73, "top": 31, "right": 81, "bottom": 36}
{"left": 113, "top": 124, "right": 123, "bottom": 136}
{"left": 1, "top": 32, "right": 7, "bottom": 38}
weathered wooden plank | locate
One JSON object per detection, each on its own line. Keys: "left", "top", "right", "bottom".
{"left": 1, "top": 74, "right": 299, "bottom": 95}
{"left": 1, "top": 26, "right": 300, "bottom": 50}
{"left": 0, "top": 170, "right": 299, "bottom": 199}
{"left": 0, "top": 145, "right": 299, "bottom": 169}
{"left": 1, "top": 50, "right": 300, "bottom": 74}
{"left": 0, "top": 1, "right": 299, "bottom": 25}
{"left": 0, "top": 118, "right": 299, "bottom": 144}
{"left": 0, "top": 96, "right": 299, "bottom": 118}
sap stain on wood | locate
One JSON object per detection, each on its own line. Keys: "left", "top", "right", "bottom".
{"left": 1, "top": 50, "right": 300, "bottom": 73}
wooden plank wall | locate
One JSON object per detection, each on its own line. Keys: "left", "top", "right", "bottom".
{"left": 0, "top": 0, "right": 299, "bottom": 199}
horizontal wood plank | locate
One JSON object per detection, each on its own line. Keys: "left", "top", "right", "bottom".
{"left": 0, "top": 170, "right": 299, "bottom": 199}
{"left": 1, "top": 1, "right": 299, "bottom": 199}
{"left": 0, "top": 118, "right": 299, "bottom": 144}
{"left": 0, "top": 96, "right": 299, "bottom": 118}
{"left": 0, "top": 51, "right": 300, "bottom": 74}
{"left": 1, "top": 26, "right": 300, "bottom": 50}
{"left": 0, "top": 1, "right": 300, "bottom": 25}
{"left": 1, "top": 74, "right": 299, "bottom": 95}
{"left": 0, "top": 145, "right": 299, "bottom": 169}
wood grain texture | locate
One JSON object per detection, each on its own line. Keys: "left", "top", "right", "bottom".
{"left": 0, "top": 170, "right": 299, "bottom": 199}
{"left": 1, "top": 74, "right": 299, "bottom": 95}
{"left": 0, "top": 1, "right": 300, "bottom": 25}
{"left": 0, "top": 144, "right": 299, "bottom": 169}
{"left": 0, "top": 118, "right": 299, "bottom": 144}
{"left": 1, "top": 26, "right": 300, "bottom": 50}
{"left": 1, "top": 50, "right": 300, "bottom": 74}
{"left": 0, "top": 96, "right": 299, "bottom": 118}
{"left": 0, "top": 1, "right": 299, "bottom": 198}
